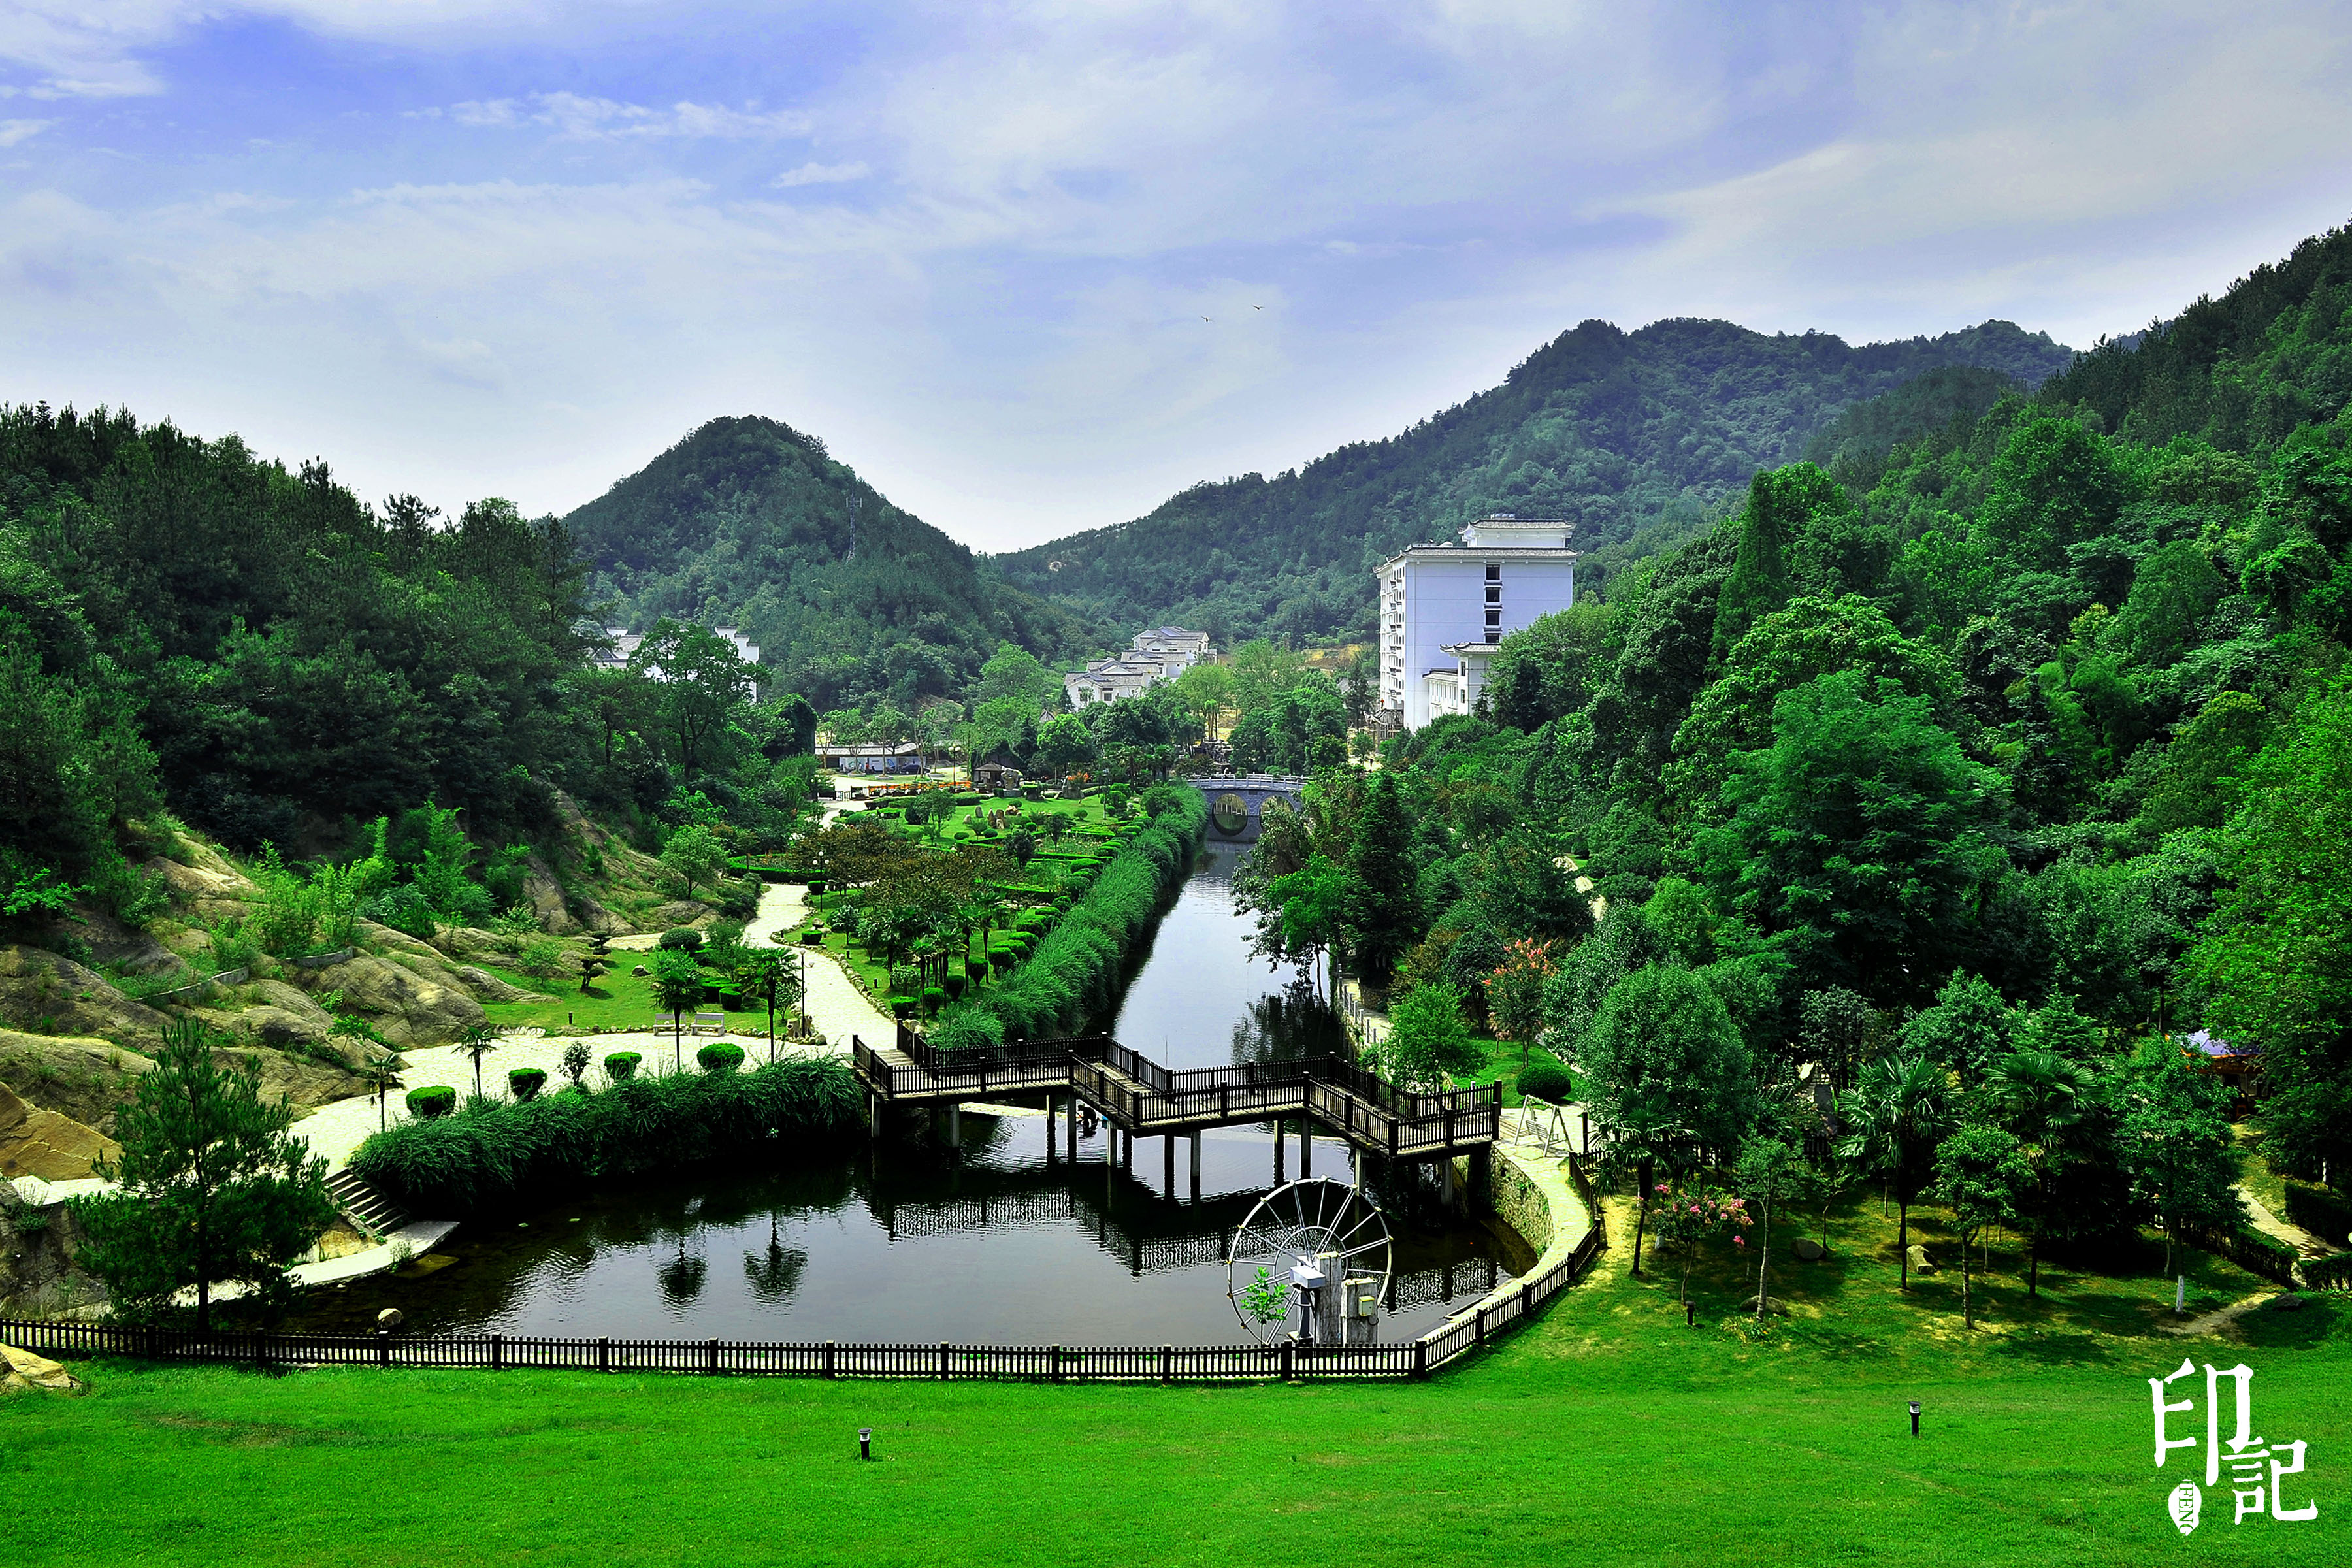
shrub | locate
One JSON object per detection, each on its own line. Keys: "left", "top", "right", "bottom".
{"left": 2284, "top": 1179, "right": 2352, "bottom": 1248}
{"left": 1516, "top": 1060, "right": 1573, "bottom": 1103}
{"left": 516, "top": 936, "right": 567, "bottom": 982}
{"left": 943, "top": 973, "right": 966, "bottom": 1000}
{"left": 348, "top": 1056, "right": 863, "bottom": 1213}
{"left": 406, "top": 1086, "right": 457, "bottom": 1120}
{"left": 508, "top": 1068, "right": 548, "bottom": 1102}
{"left": 887, "top": 964, "right": 921, "bottom": 996}
{"left": 658, "top": 928, "right": 702, "bottom": 951}
{"left": 696, "top": 1042, "right": 745, "bottom": 1074}
{"left": 921, "top": 985, "right": 946, "bottom": 1015}
{"left": 889, "top": 996, "right": 916, "bottom": 1019}
{"left": 604, "top": 1051, "right": 642, "bottom": 1082}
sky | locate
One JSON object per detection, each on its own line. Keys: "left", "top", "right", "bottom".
{"left": 5, "top": 3, "right": 2351, "bottom": 553}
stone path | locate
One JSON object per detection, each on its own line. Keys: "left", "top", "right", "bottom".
{"left": 2239, "top": 1183, "right": 2340, "bottom": 1257}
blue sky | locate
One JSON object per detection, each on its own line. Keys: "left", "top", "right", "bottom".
{"left": 5, "top": 2, "right": 2351, "bottom": 551}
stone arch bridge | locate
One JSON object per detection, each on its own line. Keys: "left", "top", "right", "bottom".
{"left": 1184, "top": 775, "right": 1309, "bottom": 841}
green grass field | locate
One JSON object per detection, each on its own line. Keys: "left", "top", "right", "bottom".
{"left": 7, "top": 1190, "right": 2344, "bottom": 1567}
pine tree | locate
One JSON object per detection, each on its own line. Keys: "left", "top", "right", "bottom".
{"left": 1346, "top": 772, "right": 1418, "bottom": 984}
{"left": 71, "top": 1019, "right": 336, "bottom": 1329}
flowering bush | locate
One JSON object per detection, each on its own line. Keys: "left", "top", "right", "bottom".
{"left": 1646, "top": 1179, "right": 1753, "bottom": 1306}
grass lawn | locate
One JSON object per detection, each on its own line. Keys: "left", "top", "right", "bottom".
{"left": 1451, "top": 1036, "right": 1569, "bottom": 1106}
{"left": 8, "top": 1191, "right": 2344, "bottom": 1567}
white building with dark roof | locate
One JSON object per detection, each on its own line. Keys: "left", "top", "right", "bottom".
{"left": 1376, "top": 515, "right": 1577, "bottom": 730}
{"left": 1064, "top": 627, "right": 1214, "bottom": 707}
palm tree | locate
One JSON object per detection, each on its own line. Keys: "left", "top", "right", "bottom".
{"left": 650, "top": 953, "right": 704, "bottom": 1073}
{"left": 1593, "top": 1102, "right": 1691, "bottom": 1279}
{"left": 458, "top": 1024, "right": 498, "bottom": 1100}
{"left": 361, "top": 1048, "right": 408, "bottom": 1132}
{"left": 1986, "top": 1047, "right": 2088, "bottom": 1296}
{"left": 1835, "top": 1052, "right": 1951, "bottom": 1292}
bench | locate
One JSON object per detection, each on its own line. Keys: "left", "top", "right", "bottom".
{"left": 689, "top": 1011, "right": 728, "bottom": 1037}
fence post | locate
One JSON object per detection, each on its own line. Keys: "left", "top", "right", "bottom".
{"left": 1280, "top": 1339, "right": 1296, "bottom": 1382}
{"left": 939, "top": 1342, "right": 951, "bottom": 1381}
{"left": 1413, "top": 1338, "right": 1429, "bottom": 1380}
{"left": 708, "top": 1337, "right": 720, "bottom": 1375}
{"left": 824, "top": 1340, "right": 837, "bottom": 1379}
{"left": 598, "top": 1335, "right": 611, "bottom": 1373}
{"left": 1160, "top": 1344, "right": 1172, "bottom": 1384}
{"left": 1050, "top": 1345, "right": 1062, "bottom": 1384}
{"left": 377, "top": 1328, "right": 391, "bottom": 1368}
{"left": 1475, "top": 1304, "right": 1488, "bottom": 1347}
{"left": 492, "top": 1333, "right": 504, "bottom": 1371}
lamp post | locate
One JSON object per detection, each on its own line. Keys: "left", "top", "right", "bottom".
{"left": 858, "top": 1426, "right": 874, "bottom": 1461}
{"left": 1909, "top": 1400, "right": 1921, "bottom": 1438}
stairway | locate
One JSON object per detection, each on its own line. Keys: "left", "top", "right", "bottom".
{"left": 326, "top": 1169, "right": 410, "bottom": 1239}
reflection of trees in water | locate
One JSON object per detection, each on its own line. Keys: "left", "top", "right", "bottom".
{"left": 744, "top": 1211, "right": 808, "bottom": 1306}
{"left": 656, "top": 1240, "right": 708, "bottom": 1308}
{"left": 1230, "top": 980, "right": 1345, "bottom": 1064}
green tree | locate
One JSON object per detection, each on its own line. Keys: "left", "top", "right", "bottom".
{"left": 1346, "top": 772, "right": 1418, "bottom": 984}
{"left": 1694, "top": 670, "right": 2004, "bottom": 1005}
{"left": 1262, "top": 853, "right": 1358, "bottom": 998}
{"left": 662, "top": 823, "right": 729, "bottom": 903}
{"left": 2188, "top": 674, "right": 2352, "bottom": 1175}
{"left": 1985, "top": 1045, "right": 2090, "bottom": 1296}
{"left": 458, "top": 1023, "right": 499, "bottom": 1100}
{"left": 651, "top": 949, "right": 706, "bottom": 1073}
{"left": 71, "top": 1019, "right": 336, "bottom": 1329}
{"left": 1034, "top": 714, "right": 1096, "bottom": 778}
{"left": 1712, "top": 463, "right": 1846, "bottom": 659}
{"left": 1933, "top": 1122, "right": 2034, "bottom": 1330}
{"left": 1899, "top": 971, "right": 2016, "bottom": 1090}
{"left": 1379, "top": 983, "right": 1481, "bottom": 1090}
{"left": 1733, "top": 1135, "right": 1811, "bottom": 1329}
{"left": 1486, "top": 937, "right": 1561, "bottom": 1068}
{"left": 2116, "top": 1041, "right": 2246, "bottom": 1273}
{"left": 1835, "top": 1051, "right": 1952, "bottom": 1292}
{"left": 630, "top": 619, "right": 755, "bottom": 776}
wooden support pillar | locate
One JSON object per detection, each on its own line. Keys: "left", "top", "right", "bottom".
{"left": 1046, "top": 1096, "right": 1058, "bottom": 1163}
{"left": 1300, "top": 1122, "right": 1313, "bottom": 1177}
{"left": 1273, "top": 1120, "right": 1286, "bottom": 1184}
{"left": 1163, "top": 1134, "right": 1175, "bottom": 1198}
{"left": 866, "top": 1092, "right": 882, "bottom": 1139}
{"left": 1439, "top": 1153, "right": 1457, "bottom": 1207}
{"left": 1189, "top": 1130, "right": 1201, "bottom": 1198}
{"left": 945, "top": 1102, "right": 961, "bottom": 1144}
{"left": 1469, "top": 1145, "right": 1492, "bottom": 1213}
{"left": 1121, "top": 1128, "right": 1132, "bottom": 1173}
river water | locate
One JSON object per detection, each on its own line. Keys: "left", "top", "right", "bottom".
{"left": 287, "top": 840, "right": 1524, "bottom": 1345}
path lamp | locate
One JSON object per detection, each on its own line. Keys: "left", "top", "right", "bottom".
{"left": 859, "top": 1427, "right": 874, "bottom": 1461}
{"left": 1909, "top": 1400, "right": 1921, "bottom": 1438}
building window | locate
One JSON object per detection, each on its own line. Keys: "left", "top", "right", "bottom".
{"left": 1484, "top": 564, "right": 1501, "bottom": 582}
{"left": 1484, "top": 608, "right": 1502, "bottom": 627}
{"left": 1484, "top": 585, "right": 1501, "bottom": 604}
{"left": 1485, "top": 630, "right": 1501, "bottom": 644}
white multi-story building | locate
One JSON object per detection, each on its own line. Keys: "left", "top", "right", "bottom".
{"left": 1376, "top": 515, "right": 1577, "bottom": 730}
{"left": 1064, "top": 627, "right": 1214, "bottom": 707}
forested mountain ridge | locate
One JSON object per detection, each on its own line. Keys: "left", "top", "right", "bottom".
{"left": 993, "top": 318, "right": 2076, "bottom": 644}
{"left": 564, "top": 416, "right": 1096, "bottom": 711}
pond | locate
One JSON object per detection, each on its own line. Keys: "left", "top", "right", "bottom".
{"left": 292, "top": 840, "right": 1526, "bottom": 1345}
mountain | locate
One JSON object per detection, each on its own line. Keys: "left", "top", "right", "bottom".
{"left": 992, "top": 318, "right": 2076, "bottom": 644}
{"left": 563, "top": 416, "right": 1096, "bottom": 711}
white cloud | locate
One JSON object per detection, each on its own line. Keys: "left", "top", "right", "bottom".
{"left": 774, "top": 160, "right": 869, "bottom": 188}
{"left": 0, "top": 118, "right": 52, "bottom": 146}
{"left": 431, "top": 91, "right": 810, "bottom": 140}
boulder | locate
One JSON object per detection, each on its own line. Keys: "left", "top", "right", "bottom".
{"left": 653, "top": 902, "right": 713, "bottom": 928}
{"left": 572, "top": 896, "right": 631, "bottom": 936}
{"left": 2271, "top": 1293, "right": 2306, "bottom": 1313}
{"left": 453, "top": 966, "right": 542, "bottom": 1004}
{"left": 0, "top": 945, "right": 171, "bottom": 1050}
{"left": 213, "top": 1046, "right": 369, "bottom": 1115}
{"left": 1741, "top": 1294, "right": 1791, "bottom": 1316}
{"left": 1906, "top": 1243, "right": 1936, "bottom": 1275}
{"left": 0, "top": 1343, "right": 84, "bottom": 1396}
{"left": 426, "top": 926, "right": 510, "bottom": 966}
{"left": 0, "top": 1080, "right": 120, "bottom": 1182}
{"left": 139, "top": 852, "right": 259, "bottom": 923}
{"left": 0, "top": 1030, "right": 154, "bottom": 1135}
{"left": 282, "top": 952, "right": 486, "bottom": 1048}
{"left": 194, "top": 979, "right": 338, "bottom": 1053}
{"left": 1792, "top": 1237, "right": 1827, "bottom": 1263}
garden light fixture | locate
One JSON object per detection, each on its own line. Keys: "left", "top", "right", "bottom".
{"left": 859, "top": 1427, "right": 873, "bottom": 1460}
{"left": 1908, "top": 1400, "right": 1921, "bottom": 1437}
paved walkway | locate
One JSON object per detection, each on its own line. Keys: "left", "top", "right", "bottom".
{"left": 2239, "top": 1183, "right": 2340, "bottom": 1257}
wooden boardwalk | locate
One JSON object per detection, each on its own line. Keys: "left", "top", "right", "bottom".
{"left": 851, "top": 1032, "right": 1501, "bottom": 1162}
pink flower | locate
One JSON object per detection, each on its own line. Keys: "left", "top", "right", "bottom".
{"left": 1733, "top": 1237, "right": 1746, "bottom": 1247}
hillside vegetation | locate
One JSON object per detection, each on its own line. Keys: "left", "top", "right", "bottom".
{"left": 563, "top": 416, "right": 1096, "bottom": 710}
{"left": 994, "top": 318, "right": 2075, "bottom": 643}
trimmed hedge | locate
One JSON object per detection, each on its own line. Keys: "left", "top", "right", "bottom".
{"left": 406, "top": 1086, "right": 457, "bottom": 1120}
{"left": 508, "top": 1068, "right": 548, "bottom": 1102}
{"left": 604, "top": 1051, "right": 642, "bottom": 1081}
{"left": 2180, "top": 1221, "right": 2301, "bottom": 1286}
{"left": 928, "top": 785, "right": 1207, "bottom": 1048}
{"left": 696, "top": 1042, "right": 745, "bottom": 1074}
{"left": 2304, "top": 1252, "right": 2352, "bottom": 1291}
{"left": 348, "top": 1056, "right": 863, "bottom": 1213}
{"left": 1516, "top": 1060, "right": 1573, "bottom": 1103}
{"left": 658, "top": 928, "right": 702, "bottom": 951}
{"left": 2283, "top": 1179, "right": 2352, "bottom": 1248}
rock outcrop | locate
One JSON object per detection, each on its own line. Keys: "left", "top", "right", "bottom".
{"left": 0, "top": 1080, "right": 120, "bottom": 1181}
{"left": 0, "top": 1030, "right": 153, "bottom": 1135}
{"left": 0, "top": 946, "right": 170, "bottom": 1050}
{"left": 284, "top": 949, "right": 486, "bottom": 1047}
